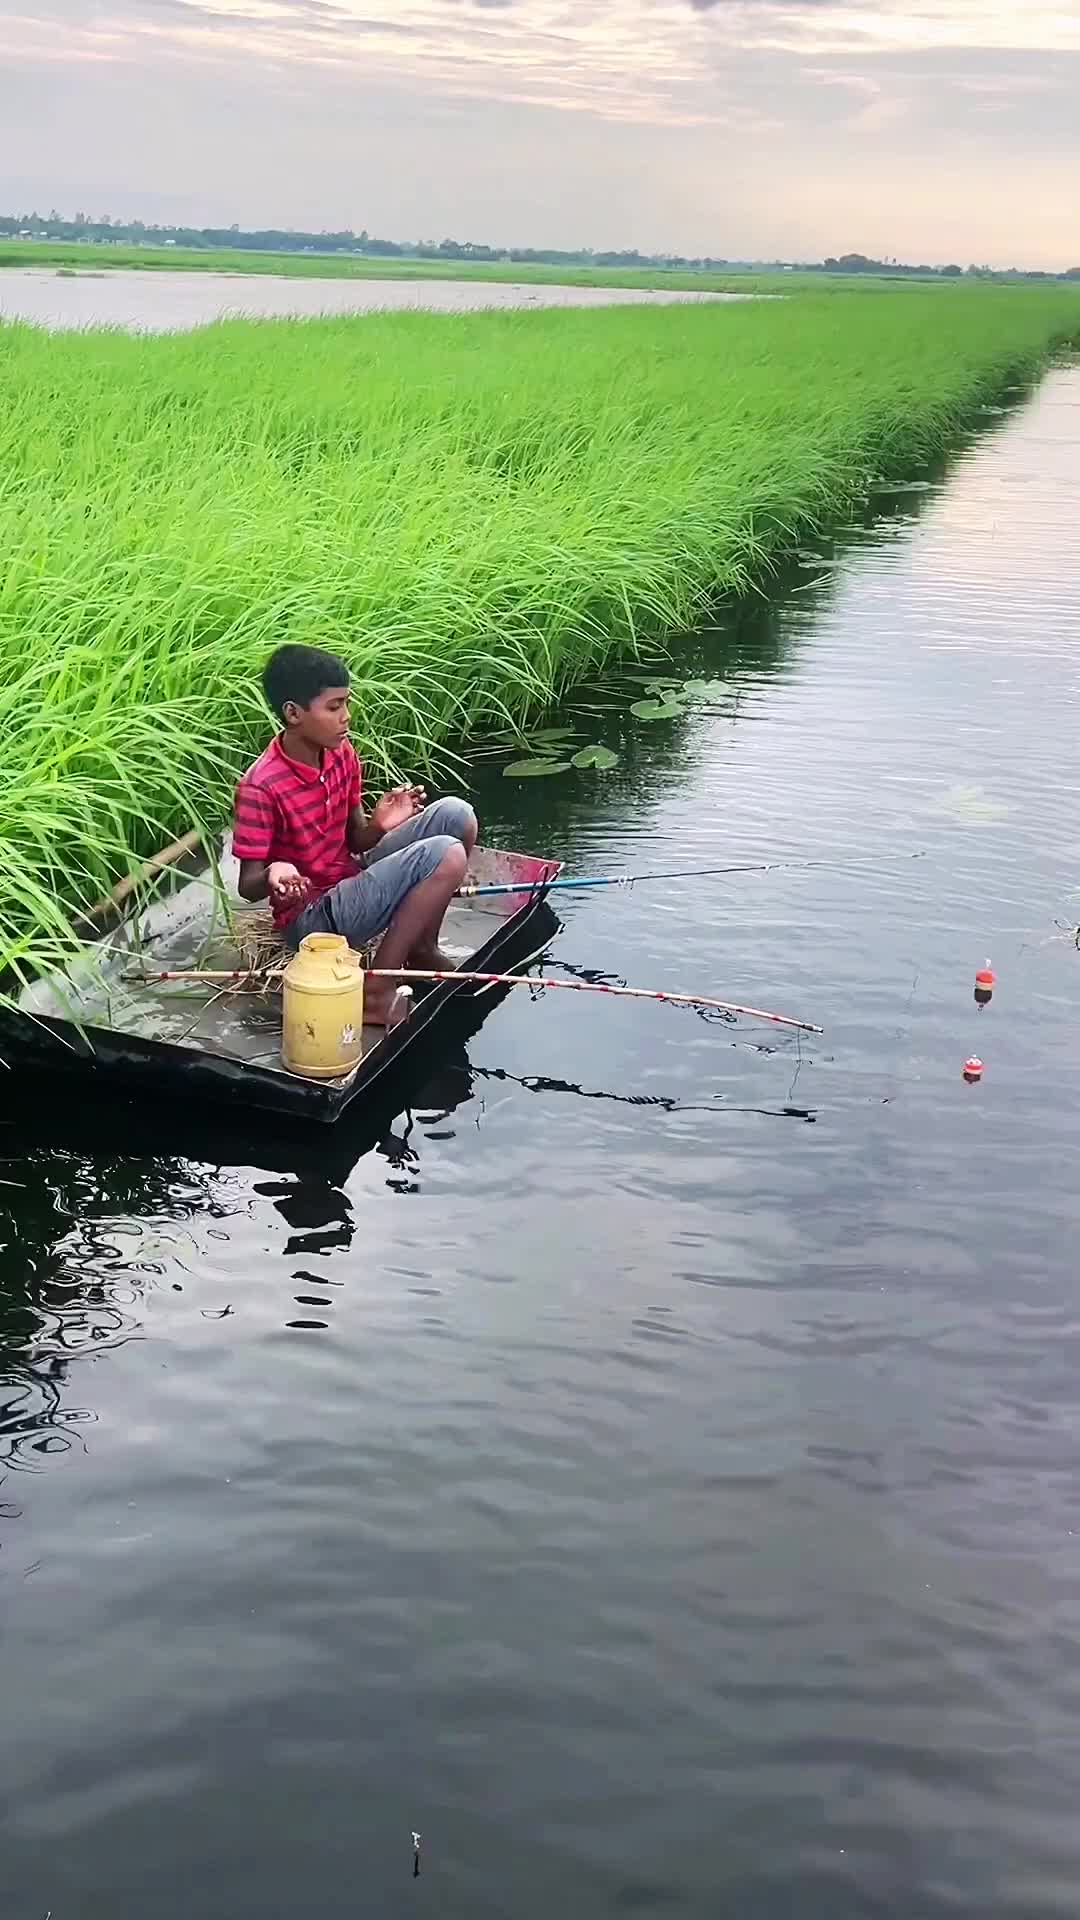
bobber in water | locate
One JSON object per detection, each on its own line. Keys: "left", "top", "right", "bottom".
{"left": 974, "top": 961, "right": 996, "bottom": 1007}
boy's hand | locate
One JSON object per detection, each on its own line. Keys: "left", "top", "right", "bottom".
{"left": 373, "top": 785, "right": 427, "bottom": 836}
{"left": 267, "top": 862, "right": 310, "bottom": 907}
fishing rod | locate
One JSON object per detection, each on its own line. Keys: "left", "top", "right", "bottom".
{"left": 131, "top": 965, "right": 822, "bottom": 1033}
{"left": 457, "top": 851, "right": 926, "bottom": 900}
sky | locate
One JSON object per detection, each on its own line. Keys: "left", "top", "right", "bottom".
{"left": 1, "top": 0, "right": 1078, "bottom": 268}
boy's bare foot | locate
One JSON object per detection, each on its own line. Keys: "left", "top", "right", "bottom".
{"left": 408, "top": 944, "right": 458, "bottom": 975}
{"left": 363, "top": 983, "right": 415, "bottom": 1031}
{"left": 362, "top": 983, "right": 397, "bottom": 1028}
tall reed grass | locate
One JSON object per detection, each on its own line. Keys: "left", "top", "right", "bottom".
{"left": 1, "top": 287, "right": 1078, "bottom": 985}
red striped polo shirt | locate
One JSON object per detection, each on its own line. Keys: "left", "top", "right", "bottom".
{"left": 233, "top": 735, "right": 363, "bottom": 928}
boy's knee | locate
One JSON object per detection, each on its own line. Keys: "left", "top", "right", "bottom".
{"left": 416, "top": 835, "right": 467, "bottom": 884}
{"left": 438, "top": 839, "right": 468, "bottom": 882}
{"left": 432, "top": 797, "right": 476, "bottom": 844}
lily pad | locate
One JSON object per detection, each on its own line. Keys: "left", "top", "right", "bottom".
{"left": 571, "top": 745, "right": 620, "bottom": 771}
{"left": 682, "top": 679, "right": 727, "bottom": 700}
{"left": 502, "top": 757, "right": 572, "bottom": 778}
{"left": 489, "top": 724, "right": 577, "bottom": 748}
{"left": 630, "top": 698, "right": 685, "bottom": 721}
{"left": 626, "top": 681, "right": 682, "bottom": 700}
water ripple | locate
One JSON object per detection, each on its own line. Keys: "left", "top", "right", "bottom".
{"left": 4, "top": 369, "right": 1080, "bottom": 1920}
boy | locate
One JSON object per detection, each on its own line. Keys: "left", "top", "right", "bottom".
{"left": 233, "top": 644, "right": 477, "bottom": 1026}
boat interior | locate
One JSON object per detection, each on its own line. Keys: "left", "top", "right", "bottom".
{"left": 16, "top": 840, "right": 556, "bottom": 1088}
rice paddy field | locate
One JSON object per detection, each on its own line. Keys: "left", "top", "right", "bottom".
{"left": 0, "top": 237, "right": 914, "bottom": 293}
{"left": 1, "top": 284, "right": 1078, "bottom": 985}
{"left": 0, "top": 238, "right": 774, "bottom": 292}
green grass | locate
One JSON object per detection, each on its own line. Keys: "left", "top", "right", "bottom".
{"left": 0, "top": 236, "right": 786, "bottom": 291}
{"left": 1, "top": 286, "right": 1078, "bottom": 986}
{"left": 0, "top": 236, "right": 939, "bottom": 296}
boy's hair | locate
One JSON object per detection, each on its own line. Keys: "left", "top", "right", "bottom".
{"left": 263, "top": 644, "right": 350, "bottom": 723}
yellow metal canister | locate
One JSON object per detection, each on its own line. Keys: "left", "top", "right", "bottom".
{"left": 281, "top": 933, "right": 365, "bottom": 1078}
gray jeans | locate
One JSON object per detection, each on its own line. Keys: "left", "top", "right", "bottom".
{"left": 286, "top": 796, "right": 475, "bottom": 951}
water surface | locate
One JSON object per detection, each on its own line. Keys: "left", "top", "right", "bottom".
{"left": 0, "top": 266, "right": 743, "bottom": 331}
{"left": 3, "top": 370, "right": 1080, "bottom": 1919}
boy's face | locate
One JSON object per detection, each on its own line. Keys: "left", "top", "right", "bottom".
{"left": 285, "top": 685, "right": 351, "bottom": 751}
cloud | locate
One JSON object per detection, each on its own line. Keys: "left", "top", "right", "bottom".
{"left": 3, "top": 0, "right": 745, "bottom": 126}
{"left": 0, "top": 0, "right": 1077, "bottom": 265}
{"left": 6, "top": 1, "right": 1080, "bottom": 110}
{"left": 694, "top": 0, "right": 1080, "bottom": 42}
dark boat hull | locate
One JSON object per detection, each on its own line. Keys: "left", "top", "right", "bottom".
{"left": 0, "top": 892, "right": 558, "bottom": 1125}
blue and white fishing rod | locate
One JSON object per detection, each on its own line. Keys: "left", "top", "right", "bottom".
{"left": 457, "top": 851, "right": 924, "bottom": 900}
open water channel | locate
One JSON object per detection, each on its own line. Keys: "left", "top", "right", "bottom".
{"left": 2, "top": 368, "right": 1080, "bottom": 1919}
{"left": 0, "top": 267, "right": 741, "bottom": 330}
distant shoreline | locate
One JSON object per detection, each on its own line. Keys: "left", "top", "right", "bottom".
{"left": 0, "top": 237, "right": 976, "bottom": 298}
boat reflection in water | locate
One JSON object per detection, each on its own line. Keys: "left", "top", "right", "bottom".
{"left": 0, "top": 972, "right": 519, "bottom": 1494}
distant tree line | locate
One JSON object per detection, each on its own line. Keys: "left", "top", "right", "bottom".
{"left": 822, "top": 251, "right": 1080, "bottom": 283}
{"left": 0, "top": 210, "right": 732, "bottom": 272}
{"left": 1, "top": 212, "right": 1076, "bottom": 281}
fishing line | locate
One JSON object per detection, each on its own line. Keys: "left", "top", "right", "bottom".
{"left": 458, "top": 850, "right": 928, "bottom": 899}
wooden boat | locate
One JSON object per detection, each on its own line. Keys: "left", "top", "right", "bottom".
{"left": 0, "top": 839, "right": 561, "bottom": 1125}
